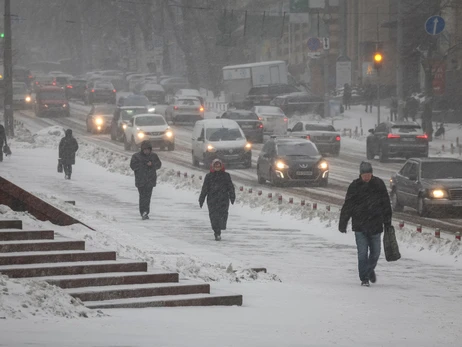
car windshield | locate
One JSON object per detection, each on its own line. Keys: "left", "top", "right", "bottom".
{"left": 227, "top": 112, "right": 258, "bottom": 120}
{"left": 94, "top": 106, "right": 115, "bottom": 115}
{"left": 277, "top": 142, "right": 319, "bottom": 156}
{"left": 421, "top": 162, "right": 462, "bottom": 179}
{"left": 55, "top": 77, "right": 68, "bottom": 84}
{"left": 121, "top": 108, "right": 146, "bottom": 121}
{"left": 390, "top": 125, "right": 422, "bottom": 134}
{"left": 177, "top": 99, "right": 200, "bottom": 106}
{"left": 256, "top": 106, "right": 284, "bottom": 114}
{"left": 39, "top": 91, "right": 65, "bottom": 99}
{"left": 125, "top": 97, "right": 149, "bottom": 106}
{"left": 135, "top": 116, "right": 166, "bottom": 126}
{"left": 95, "top": 82, "right": 114, "bottom": 89}
{"left": 70, "top": 80, "right": 86, "bottom": 86}
{"left": 206, "top": 128, "right": 244, "bottom": 141}
{"left": 13, "top": 85, "right": 27, "bottom": 94}
{"left": 36, "top": 77, "right": 53, "bottom": 83}
{"left": 305, "top": 124, "right": 336, "bottom": 131}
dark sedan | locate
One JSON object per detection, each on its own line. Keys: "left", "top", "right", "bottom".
{"left": 220, "top": 110, "right": 264, "bottom": 143}
{"left": 390, "top": 158, "right": 462, "bottom": 217}
{"left": 86, "top": 104, "right": 116, "bottom": 134}
{"left": 84, "top": 81, "right": 117, "bottom": 105}
{"left": 367, "top": 121, "right": 429, "bottom": 162}
{"left": 257, "top": 137, "right": 329, "bottom": 187}
{"left": 66, "top": 79, "right": 87, "bottom": 100}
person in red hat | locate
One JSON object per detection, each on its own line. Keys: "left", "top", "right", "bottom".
{"left": 199, "top": 159, "right": 235, "bottom": 241}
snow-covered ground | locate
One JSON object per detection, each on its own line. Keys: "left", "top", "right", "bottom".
{"left": 1, "top": 130, "right": 462, "bottom": 346}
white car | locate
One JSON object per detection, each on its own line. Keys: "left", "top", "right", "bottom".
{"left": 165, "top": 96, "right": 204, "bottom": 124}
{"left": 251, "top": 105, "right": 288, "bottom": 135}
{"left": 123, "top": 114, "right": 174, "bottom": 151}
{"left": 174, "top": 89, "right": 204, "bottom": 105}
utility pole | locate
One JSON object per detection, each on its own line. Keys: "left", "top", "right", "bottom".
{"left": 323, "top": 0, "right": 331, "bottom": 119}
{"left": 396, "top": 0, "right": 405, "bottom": 120}
{"left": 3, "top": 0, "right": 14, "bottom": 137}
{"left": 376, "top": 7, "right": 381, "bottom": 125}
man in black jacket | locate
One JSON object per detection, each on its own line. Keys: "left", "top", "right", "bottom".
{"left": 130, "top": 141, "right": 162, "bottom": 220}
{"left": 59, "top": 129, "right": 79, "bottom": 179}
{"left": 0, "top": 124, "right": 5, "bottom": 162}
{"left": 339, "top": 162, "right": 392, "bottom": 286}
{"left": 199, "top": 159, "right": 236, "bottom": 241}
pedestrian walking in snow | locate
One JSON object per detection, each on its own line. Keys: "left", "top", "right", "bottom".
{"left": 199, "top": 159, "right": 235, "bottom": 241}
{"left": 130, "top": 140, "right": 162, "bottom": 220}
{"left": 58, "top": 129, "right": 79, "bottom": 179}
{"left": 339, "top": 162, "right": 392, "bottom": 287}
{"left": 0, "top": 124, "right": 6, "bottom": 162}
{"left": 343, "top": 83, "right": 352, "bottom": 110}
{"left": 364, "top": 86, "right": 374, "bottom": 113}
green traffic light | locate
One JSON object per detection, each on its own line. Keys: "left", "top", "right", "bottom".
{"left": 0, "top": 33, "right": 4, "bottom": 38}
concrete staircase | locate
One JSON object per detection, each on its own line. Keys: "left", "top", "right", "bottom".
{"left": 0, "top": 219, "right": 243, "bottom": 309}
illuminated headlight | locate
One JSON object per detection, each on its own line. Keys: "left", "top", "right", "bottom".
{"left": 244, "top": 142, "right": 252, "bottom": 151}
{"left": 431, "top": 189, "right": 447, "bottom": 199}
{"left": 165, "top": 130, "right": 173, "bottom": 138}
{"left": 25, "top": 96, "right": 31, "bottom": 103}
{"left": 63, "top": 104, "right": 67, "bottom": 108}
{"left": 122, "top": 124, "right": 127, "bottom": 130}
{"left": 275, "top": 161, "right": 289, "bottom": 169}
{"left": 94, "top": 117, "right": 103, "bottom": 125}
{"left": 137, "top": 132, "right": 145, "bottom": 139}
{"left": 44, "top": 104, "right": 48, "bottom": 108}
{"left": 148, "top": 107, "right": 155, "bottom": 112}
{"left": 318, "top": 161, "right": 328, "bottom": 170}
{"left": 207, "top": 144, "right": 216, "bottom": 152}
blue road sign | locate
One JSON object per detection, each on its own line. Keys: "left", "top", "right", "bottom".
{"left": 307, "top": 37, "right": 321, "bottom": 52}
{"left": 425, "top": 15, "right": 445, "bottom": 35}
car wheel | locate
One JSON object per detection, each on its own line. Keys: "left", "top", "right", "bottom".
{"left": 366, "top": 144, "right": 375, "bottom": 160}
{"left": 417, "top": 195, "right": 429, "bottom": 217}
{"left": 391, "top": 189, "right": 404, "bottom": 212}
{"left": 123, "top": 135, "right": 130, "bottom": 150}
{"left": 130, "top": 137, "right": 138, "bottom": 152}
{"left": 192, "top": 153, "right": 199, "bottom": 167}
{"left": 167, "top": 142, "right": 175, "bottom": 151}
{"left": 379, "top": 147, "right": 388, "bottom": 163}
{"left": 257, "top": 168, "right": 265, "bottom": 184}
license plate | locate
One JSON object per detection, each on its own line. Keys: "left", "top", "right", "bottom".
{"left": 296, "top": 171, "right": 312, "bottom": 176}
{"left": 453, "top": 202, "right": 462, "bottom": 207}
{"left": 224, "top": 154, "right": 239, "bottom": 159}
{"left": 401, "top": 138, "right": 415, "bottom": 142}
{"left": 242, "top": 125, "right": 254, "bottom": 129}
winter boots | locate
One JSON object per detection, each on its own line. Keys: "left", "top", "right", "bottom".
{"left": 214, "top": 229, "right": 221, "bottom": 241}
{"left": 369, "top": 270, "right": 377, "bottom": 284}
{"left": 361, "top": 280, "right": 370, "bottom": 287}
{"left": 142, "top": 212, "right": 149, "bottom": 220}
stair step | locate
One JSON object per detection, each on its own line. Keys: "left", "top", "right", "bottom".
{"left": 0, "top": 260, "right": 147, "bottom": 278}
{"left": 0, "top": 220, "right": 22, "bottom": 230}
{"left": 84, "top": 292, "right": 244, "bottom": 309}
{"left": 0, "top": 250, "right": 116, "bottom": 265}
{"left": 0, "top": 229, "right": 54, "bottom": 241}
{"left": 66, "top": 282, "right": 210, "bottom": 302}
{"left": 0, "top": 239, "right": 85, "bottom": 253}
{"left": 34, "top": 271, "right": 179, "bottom": 289}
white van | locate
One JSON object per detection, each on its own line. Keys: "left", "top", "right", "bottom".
{"left": 191, "top": 119, "right": 252, "bottom": 168}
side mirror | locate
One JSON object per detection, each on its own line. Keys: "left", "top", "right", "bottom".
{"left": 408, "top": 174, "right": 418, "bottom": 181}
{"left": 368, "top": 129, "right": 375, "bottom": 134}
{"left": 197, "top": 136, "right": 204, "bottom": 142}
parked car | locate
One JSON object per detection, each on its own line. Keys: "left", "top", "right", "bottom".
{"left": 123, "top": 114, "right": 174, "bottom": 151}
{"left": 34, "top": 86, "right": 70, "bottom": 117}
{"left": 256, "top": 137, "right": 329, "bottom": 187}
{"left": 288, "top": 121, "right": 341, "bottom": 156}
{"left": 65, "top": 79, "right": 87, "bottom": 100}
{"left": 270, "top": 92, "right": 324, "bottom": 117}
{"left": 390, "top": 158, "right": 462, "bottom": 217}
{"left": 86, "top": 104, "right": 116, "bottom": 134}
{"left": 191, "top": 118, "right": 252, "bottom": 168}
{"left": 110, "top": 106, "right": 149, "bottom": 141}
{"left": 165, "top": 96, "right": 204, "bottom": 124}
{"left": 140, "top": 84, "right": 166, "bottom": 105}
{"left": 244, "top": 84, "right": 299, "bottom": 107}
{"left": 175, "top": 89, "right": 204, "bottom": 105}
{"left": 84, "top": 80, "right": 117, "bottom": 105}
{"left": 366, "top": 121, "right": 429, "bottom": 162}
{"left": 160, "top": 77, "right": 190, "bottom": 95}
{"left": 219, "top": 109, "right": 264, "bottom": 143}
{"left": 250, "top": 105, "right": 288, "bottom": 135}
{"left": 13, "top": 82, "right": 32, "bottom": 110}
{"left": 117, "top": 94, "right": 155, "bottom": 112}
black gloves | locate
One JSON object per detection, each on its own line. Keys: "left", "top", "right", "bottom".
{"left": 230, "top": 199, "right": 235, "bottom": 205}
{"left": 339, "top": 228, "right": 347, "bottom": 233}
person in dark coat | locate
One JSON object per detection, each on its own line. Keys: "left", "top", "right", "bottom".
{"left": 199, "top": 159, "right": 236, "bottom": 241}
{"left": 58, "top": 129, "right": 79, "bottom": 179}
{"left": 364, "top": 86, "right": 374, "bottom": 113}
{"left": 339, "top": 162, "right": 392, "bottom": 287}
{"left": 343, "top": 83, "right": 352, "bottom": 110}
{"left": 0, "top": 124, "right": 5, "bottom": 162}
{"left": 390, "top": 96, "right": 398, "bottom": 121}
{"left": 130, "top": 140, "right": 162, "bottom": 220}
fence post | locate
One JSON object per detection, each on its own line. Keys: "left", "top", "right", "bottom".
{"left": 417, "top": 225, "right": 422, "bottom": 233}
{"left": 435, "top": 228, "right": 441, "bottom": 238}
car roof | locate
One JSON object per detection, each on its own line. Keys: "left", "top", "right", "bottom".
{"left": 125, "top": 95, "right": 148, "bottom": 99}
{"left": 196, "top": 118, "right": 240, "bottom": 128}
{"left": 388, "top": 121, "right": 420, "bottom": 126}
{"left": 133, "top": 113, "right": 164, "bottom": 118}
{"left": 176, "top": 96, "right": 200, "bottom": 100}
{"left": 226, "top": 109, "right": 254, "bottom": 114}
{"left": 409, "top": 157, "right": 462, "bottom": 163}
{"left": 272, "top": 137, "right": 311, "bottom": 145}
{"left": 118, "top": 106, "right": 148, "bottom": 110}
{"left": 176, "top": 89, "right": 200, "bottom": 95}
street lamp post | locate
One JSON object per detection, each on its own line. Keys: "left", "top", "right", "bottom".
{"left": 322, "top": 1, "right": 331, "bottom": 119}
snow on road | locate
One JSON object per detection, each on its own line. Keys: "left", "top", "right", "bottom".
{"left": 1, "top": 139, "right": 462, "bottom": 346}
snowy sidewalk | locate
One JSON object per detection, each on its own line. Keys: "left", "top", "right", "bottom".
{"left": 0, "top": 147, "right": 462, "bottom": 346}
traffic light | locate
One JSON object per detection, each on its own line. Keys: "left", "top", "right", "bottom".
{"left": 0, "top": 33, "right": 4, "bottom": 38}
{"left": 374, "top": 52, "right": 383, "bottom": 70}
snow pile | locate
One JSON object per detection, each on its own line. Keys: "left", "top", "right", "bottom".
{"left": 0, "top": 275, "right": 104, "bottom": 320}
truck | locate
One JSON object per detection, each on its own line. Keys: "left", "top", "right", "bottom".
{"left": 222, "top": 61, "right": 288, "bottom": 104}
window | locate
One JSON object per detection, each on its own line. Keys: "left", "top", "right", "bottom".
{"left": 227, "top": 112, "right": 259, "bottom": 120}
{"left": 292, "top": 122, "right": 303, "bottom": 132}
{"left": 39, "top": 91, "right": 65, "bottom": 99}
{"left": 421, "top": 162, "right": 462, "bottom": 179}
{"left": 305, "top": 124, "right": 336, "bottom": 131}
{"left": 177, "top": 99, "right": 200, "bottom": 106}
{"left": 135, "top": 116, "right": 166, "bottom": 126}
{"left": 400, "top": 162, "right": 417, "bottom": 178}
{"left": 277, "top": 142, "right": 319, "bottom": 156}
{"left": 206, "top": 128, "right": 244, "bottom": 141}
{"left": 375, "top": 123, "right": 387, "bottom": 133}
{"left": 390, "top": 125, "right": 423, "bottom": 134}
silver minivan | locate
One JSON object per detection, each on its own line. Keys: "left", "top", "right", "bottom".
{"left": 191, "top": 119, "right": 252, "bottom": 168}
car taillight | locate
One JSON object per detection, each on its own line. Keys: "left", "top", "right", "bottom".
{"left": 174, "top": 106, "right": 178, "bottom": 110}
{"left": 91, "top": 89, "right": 95, "bottom": 93}
{"left": 52, "top": 82, "right": 56, "bottom": 86}
{"left": 258, "top": 123, "right": 263, "bottom": 128}
{"left": 335, "top": 135, "right": 341, "bottom": 141}
{"left": 306, "top": 135, "right": 311, "bottom": 140}
{"left": 258, "top": 116, "right": 263, "bottom": 121}
{"left": 199, "top": 106, "right": 204, "bottom": 112}
{"left": 113, "top": 89, "right": 117, "bottom": 93}
{"left": 387, "top": 133, "right": 400, "bottom": 139}
{"left": 35, "top": 81, "right": 39, "bottom": 85}
{"left": 67, "top": 85, "right": 73, "bottom": 89}
{"left": 416, "top": 134, "right": 428, "bottom": 139}
{"left": 28, "top": 75, "right": 33, "bottom": 79}
{"left": 283, "top": 117, "right": 288, "bottom": 122}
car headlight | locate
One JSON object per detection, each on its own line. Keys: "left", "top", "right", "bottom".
{"left": 122, "top": 124, "right": 127, "bottom": 130}
{"left": 25, "top": 96, "right": 31, "bottom": 102}
{"left": 244, "top": 142, "right": 252, "bottom": 151}
{"left": 318, "top": 161, "right": 328, "bottom": 170}
{"left": 275, "top": 161, "right": 289, "bottom": 169}
{"left": 165, "top": 130, "right": 173, "bottom": 138}
{"left": 148, "top": 107, "right": 155, "bottom": 112}
{"left": 137, "top": 132, "right": 145, "bottom": 139}
{"left": 63, "top": 104, "right": 67, "bottom": 108}
{"left": 431, "top": 189, "right": 447, "bottom": 199}
{"left": 95, "top": 117, "right": 103, "bottom": 125}
{"left": 207, "top": 144, "right": 216, "bottom": 152}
